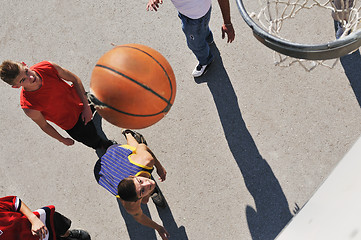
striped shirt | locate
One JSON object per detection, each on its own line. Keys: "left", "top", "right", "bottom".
{"left": 94, "top": 145, "right": 153, "bottom": 196}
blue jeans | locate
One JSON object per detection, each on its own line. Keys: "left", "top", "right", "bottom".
{"left": 178, "top": 7, "right": 214, "bottom": 66}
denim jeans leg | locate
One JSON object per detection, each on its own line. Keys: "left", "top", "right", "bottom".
{"left": 178, "top": 7, "right": 213, "bottom": 66}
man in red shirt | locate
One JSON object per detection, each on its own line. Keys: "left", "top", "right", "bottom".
{"left": 0, "top": 196, "right": 90, "bottom": 240}
{"left": 0, "top": 60, "right": 113, "bottom": 150}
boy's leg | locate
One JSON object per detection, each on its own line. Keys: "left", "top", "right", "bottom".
{"left": 54, "top": 212, "right": 71, "bottom": 238}
{"left": 66, "top": 114, "right": 113, "bottom": 149}
{"left": 54, "top": 211, "right": 91, "bottom": 240}
{"left": 150, "top": 176, "right": 167, "bottom": 208}
{"left": 178, "top": 7, "right": 213, "bottom": 66}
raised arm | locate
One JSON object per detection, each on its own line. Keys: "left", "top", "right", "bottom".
{"left": 23, "top": 108, "right": 74, "bottom": 146}
{"left": 133, "top": 143, "right": 167, "bottom": 182}
{"left": 146, "top": 147, "right": 167, "bottom": 182}
{"left": 50, "top": 62, "right": 92, "bottom": 124}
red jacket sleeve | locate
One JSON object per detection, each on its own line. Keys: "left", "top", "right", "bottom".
{"left": 0, "top": 196, "right": 21, "bottom": 212}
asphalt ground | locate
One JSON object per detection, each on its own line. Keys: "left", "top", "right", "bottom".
{"left": 0, "top": 1, "right": 360, "bottom": 240}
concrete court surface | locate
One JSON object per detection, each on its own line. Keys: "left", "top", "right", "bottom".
{"left": 0, "top": 1, "right": 360, "bottom": 240}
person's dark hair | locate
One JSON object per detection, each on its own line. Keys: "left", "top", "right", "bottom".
{"left": 0, "top": 60, "right": 20, "bottom": 85}
{"left": 117, "top": 176, "right": 139, "bottom": 202}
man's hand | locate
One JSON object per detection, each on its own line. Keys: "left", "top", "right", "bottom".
{"left": 30, "top": 216, "right": 48, "bottom": 239}
{"left": 221, "top": 23, "right": 235, "bottom": 43}
{"left": 147, "top": 0, "right": 163, "bottom": 11}
{"left": 81, "top": 104, "right": 93, "bottom": 125}
{"left": 156, "top": 165, "right": 167, "bottom": 182}
{"left": 156, "top": 226, "right": 170, "bottom": 240}
{"left": 60, "top": 137, "right": 75, "bottom": 146}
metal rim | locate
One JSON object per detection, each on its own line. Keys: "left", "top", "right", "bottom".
{"left": 236, "top": 0, "right": 361, "bottom": 60}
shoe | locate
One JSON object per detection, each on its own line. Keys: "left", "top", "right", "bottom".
{"left": 61, "top": 229, "right": 91, "bottom": 240}
{"left": 122, "top": 129, "right": 148, "bottom": 145}
{"left": 151, "top": 182, "right": 167, "bottom": 208}
{"left": 192, "top": 61, "right": 212, "bottom": 78}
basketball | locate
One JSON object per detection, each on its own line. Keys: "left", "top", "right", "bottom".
{"left": 90, "top": 44, "right": 176, "bottom": 129}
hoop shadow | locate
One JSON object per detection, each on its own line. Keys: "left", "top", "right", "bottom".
{"left": 196, "top": 44, "right": 293, "bottom": 239}
{"left": 339, "top": 50, "right": 361, "bottom": 107}
{"left": 116, "top": 196, "right": 188, "bottom": 240}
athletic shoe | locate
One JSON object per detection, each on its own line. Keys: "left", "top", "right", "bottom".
{"left": 192, "top": 61, "right": 212, "bottom": 78}
{"left": 151, "top": 183, "right": 167, "bottom": 208}
{"left": 60, "top": 229, "right": 91, "bottom": 240}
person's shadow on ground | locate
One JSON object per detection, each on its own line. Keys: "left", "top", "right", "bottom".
{"left": 339, "top": 50, "right": 361, "bottom": 107}
{"left": 116, "top": 198, "right": 188, "bottom": 240}
{"left": 195, "top": 43, "right": 293, "bottom": 240}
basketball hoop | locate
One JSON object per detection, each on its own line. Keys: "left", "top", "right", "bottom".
{"left": 236, "top": 0, "right": 361, "bottom": 71}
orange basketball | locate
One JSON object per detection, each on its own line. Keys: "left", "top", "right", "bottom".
{"left": 90, "top": 44, "right": 176, "bottom": 129}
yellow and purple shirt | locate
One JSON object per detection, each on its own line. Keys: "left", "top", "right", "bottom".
{"left": 94, "top": 144, "right": 153, "bottom": 196}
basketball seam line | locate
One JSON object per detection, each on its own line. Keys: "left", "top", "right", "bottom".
{"left": 95, "top": 63, "right": 172, "bottom": 105}
{"left": 86, "top": 92, "right": 170, "bottom": 117}
{"left": 115, "top": 45, "right": 174, "bottom": 100}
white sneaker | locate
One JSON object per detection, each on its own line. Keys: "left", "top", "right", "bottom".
{"left": 192, "top": 63, "right": 211, "bottom": 77}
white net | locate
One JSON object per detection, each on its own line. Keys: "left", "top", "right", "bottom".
{"left": 248, "top": 0, "right": 361, "bottom": 71}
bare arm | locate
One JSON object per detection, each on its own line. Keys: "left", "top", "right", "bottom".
{"left": 133, "top": 143, "right": 167, "bottom": 182}
{"left": 20, "top": 201, "right": 48, "bottom": 239}
{"left": 50, "top": 62, "right": 92, "bottom": 124}
{"left": 217, "top": 0, "right": 235, "bottom": 43}
{"left": 147, "top": 147, "right": 167, "bottom": 182}
{"left": 125, "top": 132, "right": 167, "bottom": 181}
{"left": 23, "top": 108, "right": 74, "bottom": 146}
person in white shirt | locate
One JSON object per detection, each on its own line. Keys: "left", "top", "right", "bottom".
{"left": 147, "top": 0, "right": 235, "bottom": 77}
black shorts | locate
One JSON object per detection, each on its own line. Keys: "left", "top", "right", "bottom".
{"left": 54, "top": 211, "right": 71, "bottom": 238}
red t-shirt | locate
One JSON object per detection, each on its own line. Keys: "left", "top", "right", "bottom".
{"left": 20, "top": 61, "right": 83, "bottom": 130}
{"left": 0, "top": 196, "right": 56, "bottom": 240}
